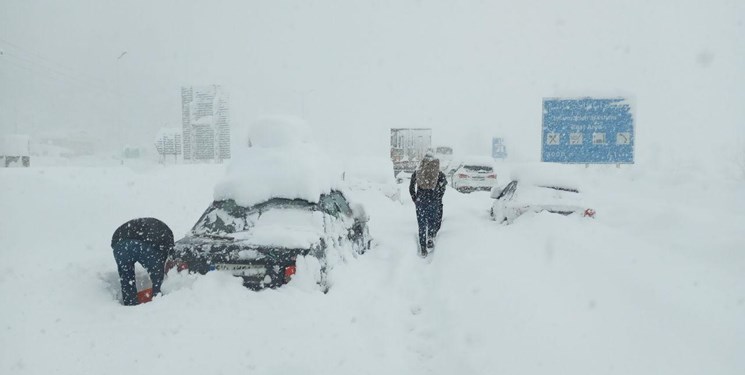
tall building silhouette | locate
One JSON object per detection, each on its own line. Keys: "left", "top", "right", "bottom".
{"left": 181, "top": 85, "right": 230, "bottom": 162}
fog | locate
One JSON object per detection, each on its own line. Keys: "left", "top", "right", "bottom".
{"left": 1, "top": 0, "right": 743, "bottom": 164}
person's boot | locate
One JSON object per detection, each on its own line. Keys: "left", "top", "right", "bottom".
{"left": 419, "top": 242, "right": 428, "bottom": 257}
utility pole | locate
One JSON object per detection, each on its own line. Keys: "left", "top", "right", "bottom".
{"left": 116, "top": 51, "right": 127, "bottom": 158}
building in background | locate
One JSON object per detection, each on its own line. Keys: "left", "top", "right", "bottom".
{"left": 181, "top": 85, "right": 230, "bottom": 163}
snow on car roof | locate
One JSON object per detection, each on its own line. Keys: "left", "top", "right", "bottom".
{"left": 458, "top": 156, "right": 496, "bottom": 167}
{"left": 213, "top": 116, "right": 342, "bottom": 207}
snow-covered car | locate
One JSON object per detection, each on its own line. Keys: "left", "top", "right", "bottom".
{"left": 451, "top": 162, "right": 497, "bottom": 193}
{"left": 445, "top": 161, "right": 462, "bottom": 180}
{"left": 167, "top": 116, "right": 372, "bottom": 291}
{"left": 490, "top": 180, "right": 596, "bottom": 224}
{"left": 168, "top": 190, "right": 371, "bottom": 290}
{"left": 395, "top": 171, "right": 413, "bottom": 184}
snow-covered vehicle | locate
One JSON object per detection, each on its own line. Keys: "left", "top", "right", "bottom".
{"left": 490, "top": 180, "right": 596, "bottom": 224}
{"left": 167, "top": 115, "right": 372, "bottom": 290}
{"left": 168, "top": 190, "right": 371, "bottom": 290}
{"left": 451, "top": 159, "right": 497, "bottom": 193}
{"left": 395, "top": 171, "right": 413, "bottom": 184}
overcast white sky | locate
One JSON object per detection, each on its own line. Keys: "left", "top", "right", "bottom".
{"left": 1, "top": 0, "right": 743, "bottom": 163}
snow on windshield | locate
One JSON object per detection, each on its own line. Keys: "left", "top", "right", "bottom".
{"left": 214, "top": 116, "right": 342, "bottom": 207}
{"left": 231, "top": 209, "right": 325, "bottom": 249}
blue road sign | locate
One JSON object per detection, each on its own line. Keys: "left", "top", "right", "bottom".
{"left": 542, "top": 97, "right": 634, "bottom": 164}
{"left": 492, "top": 137, "right": 507, "bottom": 159}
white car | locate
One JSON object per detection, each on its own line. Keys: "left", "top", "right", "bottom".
{"left": 490, "top": 180, "right": 596, "bottom": 224}
{"left": 451, "top": 162, "right": 497, "bottom": 193}
{"left": 395, "top": 171, "right": 413, "bottom": 184}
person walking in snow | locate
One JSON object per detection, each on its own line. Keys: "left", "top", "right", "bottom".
{"left": 409, "top": 152, "right": 447, "bottom": 256}
{"left": 111, "top": 217, "right": 174, "bottom": 306}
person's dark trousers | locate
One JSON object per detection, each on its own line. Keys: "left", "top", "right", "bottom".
{"left": 433, "top": 203, "right": 443, "bottom": 236}
{"left": 415, "top": 201, "right": 438, "bottom": 252}
{"left": 112, "top": 239, "right": 166, "bottom": 306}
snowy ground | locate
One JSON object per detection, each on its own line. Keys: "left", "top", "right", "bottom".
{"left": 1, "top": 162, "right": 744, "bottom": 374}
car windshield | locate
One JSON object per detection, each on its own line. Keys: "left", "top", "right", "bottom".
{"left": 463, "top": 165, "right": 493, "bottom": 173}
{"left": 192, "top": 198, "right": 316, "bottom": 236}
{"left": 494, "top": 180, "right": 518, "bottom": 200}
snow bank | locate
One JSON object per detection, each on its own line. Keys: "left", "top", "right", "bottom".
{"left": 343, "top": 156, "right": 395, "bottom": 185}
{"left": 1, "top": 161, "right": 743, "bottom": 374}
{"left": 214, "top": 116, "right": 342, "bottom": 207}
{"left": 341, "top": 156, "right": 400, "bottom": 201}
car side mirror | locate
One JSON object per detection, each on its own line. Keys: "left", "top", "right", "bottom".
{"left": 351, "top": 203, "right": 369, "bottom": 223}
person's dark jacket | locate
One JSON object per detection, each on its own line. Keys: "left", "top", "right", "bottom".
{"left": 410, "top": 171, "right": 447, "bottom": 204}
{"left": 111, "top": 217, "right": 175, "bottom": 255}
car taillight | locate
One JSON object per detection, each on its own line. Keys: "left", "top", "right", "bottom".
{"left": 457, "top": 173, "right": 469, "bottom": 178}
{"left": 165, "top": 260, "right": 189, "bottom": 272}
{"left": 284, "top": 264, "right": 297, "bottom": 282}
{"left": 583, "top": 208, "right": 596, "bottom": 218}
{"left": 486, "top": 174, "right": 496, "bottom": 179}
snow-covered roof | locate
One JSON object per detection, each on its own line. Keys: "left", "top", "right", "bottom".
{"left": 213, "top": 116, "right": 342, "bottom": 207}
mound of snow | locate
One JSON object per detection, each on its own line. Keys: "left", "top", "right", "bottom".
{"left": 508, "top": 162, "right": 588, "bottom": 188}
{"left": 342, "top": 157, "right": 399, "bottom": 201}
{"left": 343, "top": 157, "right": 396, "bottom": 185}
{"left": 214, "top": 116, "right": 342, "bottom": 207}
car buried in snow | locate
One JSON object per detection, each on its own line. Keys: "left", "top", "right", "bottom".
{"left": 395, "top": 171, "right": 413, "bottom": 184}
{"left": 489, "top": 180, "right": 596, "bottom": 224}
{"left": 167, "top": 190, "right": 371, "bottom": 291}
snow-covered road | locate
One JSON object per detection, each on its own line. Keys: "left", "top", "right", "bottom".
{"left": 1, "top": 163, "right": 743, "bottom": 374}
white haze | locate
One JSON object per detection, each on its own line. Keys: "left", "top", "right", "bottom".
{"left": 0, "top": 0, "right": 743, "bottom": 166}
